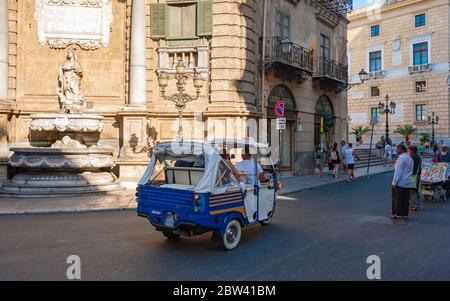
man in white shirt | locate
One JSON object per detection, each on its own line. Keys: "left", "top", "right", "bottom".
{"left": 384, "top": 142, "right": 393, "bottom": 166}
{"left": 235, "top": 153, "right": 265, "bottom": 185}
{"left": 391, "top": 144, "right": 414, "bottom": 220}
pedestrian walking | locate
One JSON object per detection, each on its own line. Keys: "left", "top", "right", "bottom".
{"left": 355, "top": 131, "right": 361, "bottom": 146}
{"left": 391, "top": 144, "right": 414, "bottom": 220}
{"left": 391, "top": 144, "right": 398, "bottom": 164}
{"left": 344, "top": 143, "right": 360, "bottom": 183}
{"left": 325, "top": 145, "right": 334, "bottom": 176}
{"left": 314, "top": 144, "right": 324, "bottom": 177}
{"left": 340, "top": 140, "right": 349, "bottom": 173}
{"left": 409, "top": 146, "right": 421, "bottom": 211}
{"left": 384, "top": 141, "right": 392, "bottom": 166}
{"left": 330, "top": 142, "right": 341, "bottom": 178}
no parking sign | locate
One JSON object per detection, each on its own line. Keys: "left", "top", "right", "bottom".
{"left": 274, "top": 100, "right": 285, "bottom": 118}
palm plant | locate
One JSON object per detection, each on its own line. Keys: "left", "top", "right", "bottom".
{"left": 394, "top": 124, "right": 418, "bottom": 140}
{"left": 350, "top": 124, "right": 371, "bottom": 139}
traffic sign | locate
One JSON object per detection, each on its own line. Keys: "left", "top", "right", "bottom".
{"left": 274, "top": 101, "right": 285, "bottom": 118}
{"left": 276, "top": 118, "right": 286, "bottom": 130}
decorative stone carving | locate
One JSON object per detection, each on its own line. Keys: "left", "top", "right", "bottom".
{"left": 8, "top": 148, "right": 115, "bottom": 169}
{"left": 58, "top": 47, "right": 85, "bottom": 113}
{"left": 30, "top": 114, "right": 104, "bottom": 132}
{"left": 392, "top": 37, "right": 402, "bottom": 66}
{"left": 35, "top": 0, "right": 113, "bottom": 50}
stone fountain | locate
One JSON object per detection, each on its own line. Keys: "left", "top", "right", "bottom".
{"left": 0, "top": 47, "right": 122, "bottom": 197}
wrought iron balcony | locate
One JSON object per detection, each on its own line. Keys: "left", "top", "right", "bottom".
{"left": 312, "top": 57, "right": 349, "bottom": 92}
{"left": 309, "top": 0, "right": 353, "bottom": 18}
{"left": 408, "top": 64, "right": 432, "bottom": 74}
{"left": 367, "top": 70, "right": 385, "bottom": 80}
{"left": 263, "top": 37, "right": 313, "bottom": 75}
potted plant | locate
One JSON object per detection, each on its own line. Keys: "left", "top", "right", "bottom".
{"left": 394, "top": 124, "right": 418, "bottom": 143}
{"left": 351, "top": 124, "right": 371, "bottom": 145}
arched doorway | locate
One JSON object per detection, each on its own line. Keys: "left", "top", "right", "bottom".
{"left": 267, "top": 85, "right": 296, "bottom": 170}
{"left": 314, "top": 95, "right": 334, "bottom": 149}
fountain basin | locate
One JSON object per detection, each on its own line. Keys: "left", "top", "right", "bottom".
{"left": 8, "top": 147, "right": 115, "bottom": 171}
{"left": 30, "top": 114, "right": 104, "bottom": 132}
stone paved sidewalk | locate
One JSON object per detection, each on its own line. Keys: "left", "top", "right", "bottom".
{"left": 279, "top": 164, "right": 394, "bottom": 195}
{"left": 0, "top": 165, "right": 394, "bottom": 215}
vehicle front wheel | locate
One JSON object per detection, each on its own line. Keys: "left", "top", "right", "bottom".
{"left": 221, "top": 220, "right": 241, "bottom": 250}
{"left": 161, "top": 230, "right": 180, "bottom": 240}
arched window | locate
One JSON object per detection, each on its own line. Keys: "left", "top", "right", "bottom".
{"left": 315, "top": 95, "right": 334, "bottom": 130}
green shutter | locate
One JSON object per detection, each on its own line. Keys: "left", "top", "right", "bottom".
{"left": 197, "top": 0, "right": 213, "bottom": 37}
{"left": 150, "top": 3, "right": 166, "bottom": 39}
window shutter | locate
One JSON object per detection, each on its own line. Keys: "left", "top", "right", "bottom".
{"left": 151, "top": 3, "right": 166, "bottom": 39}
{"left": 197, "top": 0, "right": 213, "bottom": 37}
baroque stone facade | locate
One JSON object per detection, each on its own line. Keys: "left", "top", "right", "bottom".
{"left": 0, "top": 0, "right": 351, "bottom": 182}
{"left": 347, "top": 0, "right": 450, "bottom": 145}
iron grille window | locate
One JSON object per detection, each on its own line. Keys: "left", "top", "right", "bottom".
{"left": 413, "top": 42, "right": 429, "bottom": 66}
{"left": 415, "top": 104, "right": 427, "bottom": 121}
{"left": 371, "top": 25, "right": 380, "bottom": 37}
{"left": 415, "top": 81, "right": 427, "bottom": 92}
{"left": 415, "top": 14, "right": 426, "bottom": 27}
{"left": 369, "top": 50, "right": 382, "bottom": 72}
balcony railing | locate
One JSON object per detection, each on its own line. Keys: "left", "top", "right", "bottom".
{"left": 309, "top": 0, "right": 353, "bottom": 18}
{"left": 156, "top": 45, "right": 209, "bottom": 79}
{"left": 408, "top": 64, "right": 432, "bottom": 74}
{"left": 313, "top": 57, "right": 348, "bottom": 83}
{"left": 263, "top": 37, "right": 313, "bottom": 73}
{"left": 367, "top": 70, "right": 385, "bottom": 79}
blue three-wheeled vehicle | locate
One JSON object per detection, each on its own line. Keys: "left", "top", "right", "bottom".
{"left": 136, "top": 139, "right": 280, "bottom": 250}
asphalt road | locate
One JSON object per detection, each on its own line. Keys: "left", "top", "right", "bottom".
{"left": 1, "top": 172, "right": 450, "bottom": 281}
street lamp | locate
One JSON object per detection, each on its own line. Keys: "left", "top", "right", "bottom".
{"left": 378, "top": 94, "right": 396, "bottom": 145}
{"left": 157, "top": 60, "right": 204, "bottom": 140}
{"left": 345, "top": 68, "right": 368, "bottom": 91}
{"left": 428, "top": 112, "right": 439, "bottom": 146}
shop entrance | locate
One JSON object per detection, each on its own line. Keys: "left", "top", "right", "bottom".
{"left": 314, "top": 95, "right": 334, "bottom": 150}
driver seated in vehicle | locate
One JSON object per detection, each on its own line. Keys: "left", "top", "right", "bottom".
{"left": 235, "top": 153, "right": 267, "bottom": 186}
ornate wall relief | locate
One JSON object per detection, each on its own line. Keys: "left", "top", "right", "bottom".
{"left": 34, "top": 0, "right": 113, "bottom": 50}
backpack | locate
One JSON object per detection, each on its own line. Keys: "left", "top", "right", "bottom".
{"left": 330, "top": 150, "right": 338, "bottom": 161}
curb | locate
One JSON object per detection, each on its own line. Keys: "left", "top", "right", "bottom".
{"left": 278, "top": 168, "right": 394, "bottom": 196}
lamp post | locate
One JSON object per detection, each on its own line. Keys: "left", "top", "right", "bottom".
{"left": 428, "top": 112, "right": 439, "bottom": 147}
{"left": 378, "top": 94, "right": 396, "bottom": 145}
{"left": 345, "top": 68, "right": 368, "bottom": 91}
{"left": 157, "top": 60, "right": 204, "bottom": 140}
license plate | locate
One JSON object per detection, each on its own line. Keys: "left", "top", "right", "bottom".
{"left": 164, "top": 213, "right": 175, "bottom": 228}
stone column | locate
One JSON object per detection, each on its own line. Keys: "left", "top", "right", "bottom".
{"left": 0, "top": 0, "right": 9, "bottom": 180}
{"left": 128, "top": 0, "right": 146, "bottom": 107}
{"left": 0, "top": 0, "right": 8, "bottom": 104}
{"left": 117, "top": 0, "right": 149, "bottom": 185}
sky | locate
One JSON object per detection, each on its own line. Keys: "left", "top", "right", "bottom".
{"left": 353, "top": 0, "right": 384, "bottom": 10}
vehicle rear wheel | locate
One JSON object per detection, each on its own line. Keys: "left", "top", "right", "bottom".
{"left": 161, "top": 230, "right": 180, "bottom": 240}
{"left": 221, "top": 220, "right": 241, "bottom": 250}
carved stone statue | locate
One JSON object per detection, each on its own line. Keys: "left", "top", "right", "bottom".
{"left": 58, "top": 46, "right": 84, "bottom": 113}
